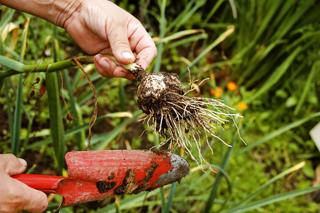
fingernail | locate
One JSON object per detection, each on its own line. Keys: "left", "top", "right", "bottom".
{"left": 18, "top": 158, "right": 27, "bottom": 167}
{"left": 99, "top": 58, "right": 110, "bottom": 70}
{"left": 95, "top": 54, "right": 102, "bottom": 60}
{"left": 121, "top": 51, "right": 134, "bottom": 60}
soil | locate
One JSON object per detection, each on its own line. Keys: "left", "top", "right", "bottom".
{"left": 137, "top": 72, "right": 190, "bottom": 133}
{"left": 137, "top": 72, "right": 184, "bottom": 115}
{"left": 96, "top": 181, "right": 116, "bottom": 193}
{"left": 114, "top": 169, "right": 136, "bottom": 195}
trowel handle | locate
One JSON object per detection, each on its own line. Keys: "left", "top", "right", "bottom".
{"left": 12, "top": 174, "right": 65, "bottom": 193}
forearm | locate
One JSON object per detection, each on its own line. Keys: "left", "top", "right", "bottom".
{"left": 0, "top": 0, "right": 81, "bottom": 27}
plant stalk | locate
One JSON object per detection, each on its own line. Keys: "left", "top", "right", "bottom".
{"left": 0, "top": 55, "right": 94, "bottom": 78}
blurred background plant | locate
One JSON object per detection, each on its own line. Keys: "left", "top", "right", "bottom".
{"left": 0, "top": 0, "right": 320, "bottom": 212}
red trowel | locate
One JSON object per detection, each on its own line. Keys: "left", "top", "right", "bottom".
{"left": 13, "top": 150, "right": 189, "bottom": 206}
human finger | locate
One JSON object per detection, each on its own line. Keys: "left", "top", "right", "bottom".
{"left": 106, "top": 20, "right": 135, "bottom": 64}
{"left": 128, "top": 21, "right": 157, "bottom": 69}
{"left": 1, "top": 176, "right": 48, "bottom": 213}
{"left": 0, "top": 154, "right": 27, "bottom": 175}
{"left": 94, "top": 54, "right": 135, "bottom": 79}
{"left": 21, "top": 184, "right": 48, "bottom": 213}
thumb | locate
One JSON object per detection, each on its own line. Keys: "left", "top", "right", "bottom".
{"left": 107, "top": 23, "right": 135, "bottom": 64}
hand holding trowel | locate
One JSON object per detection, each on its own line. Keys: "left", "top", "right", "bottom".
{"left": 13, "top": 150, "right": 189, "bottom": 206}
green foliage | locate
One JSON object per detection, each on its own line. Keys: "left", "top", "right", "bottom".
{"left": 0, "top": 0, "right": 320, "bottom": 212}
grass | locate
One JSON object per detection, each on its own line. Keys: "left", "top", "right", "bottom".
{"left": 0, "top": 0, "right": 320, "bottom": 212}
{"left": 11, "top": 17, "right": 29, "bottom": 155}
{"left": 204, "top": 138, "right": 235, "bottom": 213}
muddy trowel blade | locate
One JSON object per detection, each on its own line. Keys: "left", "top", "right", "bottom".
{"left": 60, "top": 150, "right": 189, "bottom": 205}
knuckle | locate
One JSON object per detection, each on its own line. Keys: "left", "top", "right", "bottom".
{"left": 0, "top": 206, "right": 18, "bottom": 213}
{"left": 0, "top": 154, "right": 15, "bottom": 171}
{"left": 107, "top": 19, "right": 125, "bottom": 34}
{"left": 3, "top": 153, "right": 16, "bottom": 161}
{"left": 1, "top": 154, "right": 23, "bottom": 174}
{"left": 107, "top": 19, "right": 129, "bottom": 39}
{"left": 7, "top": 188, "right": 25, "bottom": 210}
{"left": 4, "top": 154, "right": 19, "bottom": 165}
{"left": 113, "top": 40, "right": 130, "bottom": 48}
{"left": 129, "top": 17, "right": 141, "bottom": 26}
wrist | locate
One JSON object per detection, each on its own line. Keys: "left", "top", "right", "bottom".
{"left": 52, "top": 0, "right": 83, "bottom": 27}
{"left": 0, "top": 0, "right": 83, "bottom": 27}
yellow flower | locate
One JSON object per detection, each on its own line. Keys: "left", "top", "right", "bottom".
{"left": 210, "top": 87, "right": 223, "bottom": 98}
{"left": 237, "top": 102, "right": 248, "bottom": 111}
{"left": 227, "top": 81, "right": 237, "bottom": 92}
